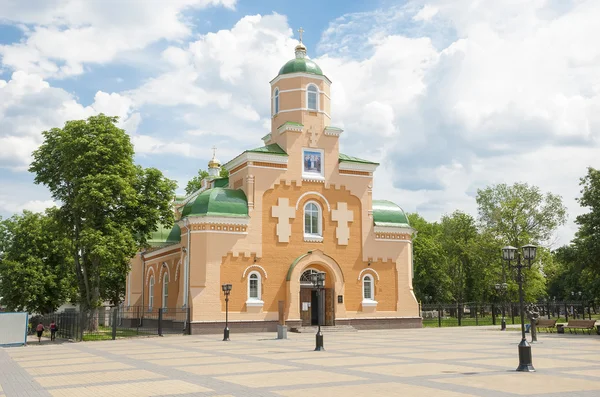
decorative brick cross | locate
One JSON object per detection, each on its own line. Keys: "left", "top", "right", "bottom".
{"left": 309, "top": 126, "right": 318, "bottom": 147}
{"left": 332, "top": 202, "right": 354, "bottom": 245}
{"left": 272, "top": 198, "right": 296, "bottom": 243}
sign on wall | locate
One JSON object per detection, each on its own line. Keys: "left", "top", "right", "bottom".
{"left": 0, "top": 312, "right": 28, "bottom": 346}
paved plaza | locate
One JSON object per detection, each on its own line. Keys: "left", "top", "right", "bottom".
{"left": 2, "top": 327, "right": 600, "bottom": 396}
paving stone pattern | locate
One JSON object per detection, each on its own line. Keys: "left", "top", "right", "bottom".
{"left": 2, "top": 327, "right": 600, "bottom": 396}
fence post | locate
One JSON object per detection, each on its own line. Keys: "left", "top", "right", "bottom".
{"left": 475, "top": 303, "right": 479, "bottom": 326}
{"left": 492, "top": 304, "right": 496, "bottom": 325}
{"left": 158, "top": 309, "right": 163, "bottom": 337}
{"left": 511, "top": 303, "right": 515, "bottom": 324}
{"left": 565, "top": 302, "right": 569, "bottom": 322}
{"left": 438, "top": 305, "right": 442, "bottom": 328}
{"left": 111, "top": 307, "right": 118, "bottom": 340}
{"left": 458, "top": 302, "right": 462, "bottom": 326}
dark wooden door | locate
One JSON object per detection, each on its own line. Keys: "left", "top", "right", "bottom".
{"left": 325, "top": 288, "right": 335, "bottom": 326}
{"left": 300, "top": 288, "right": 312, "bottom": 326}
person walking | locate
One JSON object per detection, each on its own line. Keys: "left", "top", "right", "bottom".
{"left": 49, "top": 321, "right": 57, "bottom": 341}
{"left": 36, "top": 322, "right": 44, "bottom": 344}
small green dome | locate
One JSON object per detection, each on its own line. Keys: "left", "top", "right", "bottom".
{"left": 148, "top": 224, "right": 181, "bottom": 247}
{"left": 372, "top": 200, "right": 410, "bottom": 227}
{"left": 181, "top": 188, "right": 248, "bottom": 218}
{"left": 278, "top": 58, "right": 323, "bottom": 76}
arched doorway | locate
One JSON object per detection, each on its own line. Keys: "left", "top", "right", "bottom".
{"left": 299, "top": 268, "right": 334, "bottom": 326}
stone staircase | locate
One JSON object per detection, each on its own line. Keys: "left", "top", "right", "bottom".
{"left": 289, "top": 325, "right": 358, "bottom": 333}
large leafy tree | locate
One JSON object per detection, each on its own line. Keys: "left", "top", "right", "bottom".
{"left": 29, "top": 114, "right": 176, "bottom": 314}
{"left": 185, "top": 168, "right": 229, "bottom": 195}
{"left": 0, "top": 210, "right": 75, "bottom": 313}
{"left": 476, "top": 182, "right": 567, "bottom": 247}
{"left": 574, "top": 167, "right": 600, "bottom": 269}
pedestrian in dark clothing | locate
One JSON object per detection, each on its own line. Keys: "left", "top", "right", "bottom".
{"left": 36, "top": 322, "right": 44, "bottom": 344}
{"left": 50, "top": 321, "right": 57, "bottom": 341}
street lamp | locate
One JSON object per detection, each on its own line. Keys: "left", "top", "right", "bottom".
{"left": 221, "top": 283, "right": 232, "bottom": 341}
{"left": 502, "top": 244, "right": 537, "bottom": 372}
{"left": 311, "top": 272, "right": 325, "bottom": 351}
{"left": 495, "top": 283, "right": 508, "bottom": 331}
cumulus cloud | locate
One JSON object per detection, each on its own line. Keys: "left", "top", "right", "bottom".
{"left": 0, "top": 0, "right": 237, "bottom": 78}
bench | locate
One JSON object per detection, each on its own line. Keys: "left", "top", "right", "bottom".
{"left": 559, "top": 319, "right": 596, "bottom": 335}
{"left": 536, "top": 318, "right": 557, "bottom": 333}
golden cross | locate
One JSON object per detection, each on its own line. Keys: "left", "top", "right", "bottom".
{"left": 212, "top": 146, "right": 217, "bottom": 157}
{"left": 298, "top": 27, "right": 304, "bottom": 43}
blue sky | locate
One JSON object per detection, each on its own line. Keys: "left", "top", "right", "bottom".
{"left": 1, "top": 0, "right": 599, "bottom": 246}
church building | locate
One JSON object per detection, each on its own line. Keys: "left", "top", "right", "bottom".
{"left": 125, "top": 36, "right": 421, "bottom": 333}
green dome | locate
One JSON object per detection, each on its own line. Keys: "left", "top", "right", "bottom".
{"left": 181, "top": 188, "right": 248, "bottom": 218}
{"left": 372, "top": 200, "right": 410, "bottom": 228}
{"left": 278, "top": 58, "right": 323, "bottom": 76}
{"left": 148, "top": 224, "right": 181, "bottom": 247}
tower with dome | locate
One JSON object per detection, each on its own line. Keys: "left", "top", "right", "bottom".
{"left": 125, "top": 33, "right": 420, "bottom": 332}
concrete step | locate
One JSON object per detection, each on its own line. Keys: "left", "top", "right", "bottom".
{"left": 290, "top": 325, "right": 358, "bottom": 333}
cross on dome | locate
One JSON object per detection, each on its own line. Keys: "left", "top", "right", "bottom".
{"left": 298, "top": 27, "right": 304, "bottom": 43}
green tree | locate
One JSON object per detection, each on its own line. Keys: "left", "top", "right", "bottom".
{"left": 575, "top": 167, "right": 600, "bottom": 269}
{"left": 185, "top": 168, "right": 229, "bottom": 195}
{"left": 476, "top": 182, "right": 567, "bottom": 247}
{"left": 29, "top": 114, "right": 177, "bottom": 317}
{"left": 409, "top": 214, "right": 451, "bottom": 303}
{"left": 0, "top": 209, "right": 75, "bottom": 313}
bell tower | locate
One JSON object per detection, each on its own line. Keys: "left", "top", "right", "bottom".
{"left": 267, "top": 28, "right": 336, "bottom": 156}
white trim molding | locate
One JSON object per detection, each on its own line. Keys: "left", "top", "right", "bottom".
{"left": 159, "top": 262, "right": 170, "bottom": 283}
{"left": 358, "top": 268, "right": 380, "bottom": 281}
{"left": 242, "top": 264, "right": 268, "bottom": 279}
{"left": 270, "top": 72, "right": 332, "bottom": 85}
{"left": 304, "top": 235, "right": 324, "bottom": 243}
{"left": 276, "top": 108, "right": 331, "bottom": 119}
{"left": 373, "top": 226, "right": 415, "bottom": 234}
{"left": 179, "top": 216, "right": 250, "bottom": 227}
{"left": 245, "top": 300, "right": 265, "bottom": 307}
{"left": 295, "top": 191, "right": 331, "bottom": 212}
{"left": 145, "top": 266, "right": 156, "bottom": 286}
{"left": 224, "top": 151, "right": 288, "bottom": 173}
{"left": 339, "top": 161, "right": 378, "bottom": 173}
{"left": 175, "top": 259, "right": 181, "bottom": 281}
{"left": 274, "top": 87, "right": 331, "bottom": 100}
{"left": 324, "top": 126, "right": 343, "bottom": 137}
{"left": 278, "top": 122, "right": 303, "bottom": 134}
{"left": 361, "top": 299, "right": 378, "bottom": 307}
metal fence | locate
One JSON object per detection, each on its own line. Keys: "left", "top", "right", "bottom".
{"left": 420, "top": 301, "right": 598, "bottom": 328}
{"left": 32, "top": 306, "right": 190, "bottom": 341}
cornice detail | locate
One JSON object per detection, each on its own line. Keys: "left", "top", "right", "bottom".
{"left": 225, "top": 152, "right": 288, "bottom": 173}
{"left": 324, "top": 127, "right": 343, "bottom": 137}
{"left": 338, "top": 162, "right": 378, "bottom": 172}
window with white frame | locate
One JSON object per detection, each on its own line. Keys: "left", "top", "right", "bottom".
{"left": 304, "top": 201, "right": 322, "bottom": 238}
{"left": 162, "top": 273, "right": 169, "bottom": 308}
{"left": 273, "top": 88, "right": 280, "bottom": 115}
{"left": 149, "top": 275, "right": 155, "bottom": 310}
{"left": 248, "top": 272, "right": 261, "bottom": 300}
{"left": 363, "top": 275, "right": 374, "bottom": 300}
{"left": 307, "top": 84, "right": 318, "bottom": 111}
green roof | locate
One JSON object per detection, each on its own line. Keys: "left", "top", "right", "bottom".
{"left": 339, "top": 153, "right": 379, "bottom": 165}
{"left": 247, "top": 143, "right": 288, "bottom": 156}
{"left": 148, "top": 224, "right": 181, "bottom": 247}
{"left": 372, "top": 200, "right": 410, "bottom": 228}
{"left": 279, "top": 58, "right": 323, "bottom": 76}
{"left": 181, "top": 188, "right": 248, "bottom": 218}
{"left": 213, "top": 177, "right": 229, "bottom": 188}
{"left": 278, "top": 121, "right": 303, "bottom": 128}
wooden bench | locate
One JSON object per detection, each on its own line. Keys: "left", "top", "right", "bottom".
{"left": 560, "top": 319, "right": 596, "bottom": 335}
{"left": 536, "top": 318, "right": 557, "bottom": 333}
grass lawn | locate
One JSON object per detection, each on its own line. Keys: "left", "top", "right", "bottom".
{"left": 82, "top": 326, "right": 154, "bottom": 341}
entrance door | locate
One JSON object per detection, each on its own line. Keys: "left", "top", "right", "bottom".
{"left": 300, "top": 288, "right": 312, "bottom": 326}
{"left": 311, "top": 290, "right": 320, "bottom": 325}
{"left": 325, "top": 288, "right": 335, "bottom": 326}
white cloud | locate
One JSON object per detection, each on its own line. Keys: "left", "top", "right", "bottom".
{"left": 0, "top": 0, "right": 237, "bottom": 78}
{"left": 413, "top": 5, "right": 439, "bottom": 21}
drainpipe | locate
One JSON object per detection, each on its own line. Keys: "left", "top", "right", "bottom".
{"left": 141, "top": 249, "right": 146, "bottom": 325}
{"left": 184, "top": 219, "right": 191, "bottom": 308}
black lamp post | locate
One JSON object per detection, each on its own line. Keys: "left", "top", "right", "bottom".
{"left": 222, "top": 283, "right": 232, "bottom": 341}
{"left": 311, "top": 272, "right": 325, "bottom": 351}
{"left": 502, "top": 244, "right": 537, "bottom": 372}
{"left": 495, "top": 282, "right": 508, "bottom": 331}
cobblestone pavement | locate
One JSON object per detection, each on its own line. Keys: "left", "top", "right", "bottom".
{"left": 3, "top": 327, "right": 600, "bottom": 396}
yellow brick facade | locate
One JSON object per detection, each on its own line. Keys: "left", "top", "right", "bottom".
{"left": 125, "top": 42, "right": 421, "bottom": 332}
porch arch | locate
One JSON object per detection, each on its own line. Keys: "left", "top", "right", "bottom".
{"left": 285, "top": 250, "right": 346, "bottom": 323}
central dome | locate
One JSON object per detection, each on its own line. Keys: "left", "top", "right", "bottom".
{"left": 278, "top": 57, "right": 323, "bottom": 76}
{"left": 278, "top": 42, "right": 323, "bottom": 76}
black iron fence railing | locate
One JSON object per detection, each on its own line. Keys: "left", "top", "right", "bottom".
{"left": 32, "top": 306, "right": 191, "bottom": 341}
{"left": 420, "top": 301, "right": 598, "bottom": 328}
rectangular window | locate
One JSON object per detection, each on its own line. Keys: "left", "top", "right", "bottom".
{"left": 308, "top": 93, "right": 317, "bottom": 110}
{"left": 364, "top": 282, "right": 372, "bottom": 300}
{"left": 249, "top": 279, "right": 258, "bottom": 298}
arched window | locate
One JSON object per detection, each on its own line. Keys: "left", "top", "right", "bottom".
{"left": 248, "top": 272, "right": 261, "bottom": 301}
{"left": 149, "top": 276, "right": 155, "bottom": 310}
{"left": 307, "top": 84, "right": 318, "bottom": 111}
{"left": 304, "top": 202, "right": 322, "bottom": 237}
{"left": 162, "top": 273, "right": 169, "bottom": 309}
{"left": 363, "top": 275, "right": 374, "bottom": 301}
{"left": 273, "top": 88, "right": 279, "bottom": 115}
{"left": 300, "top": 269, "right": 322, "bottom": 287}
